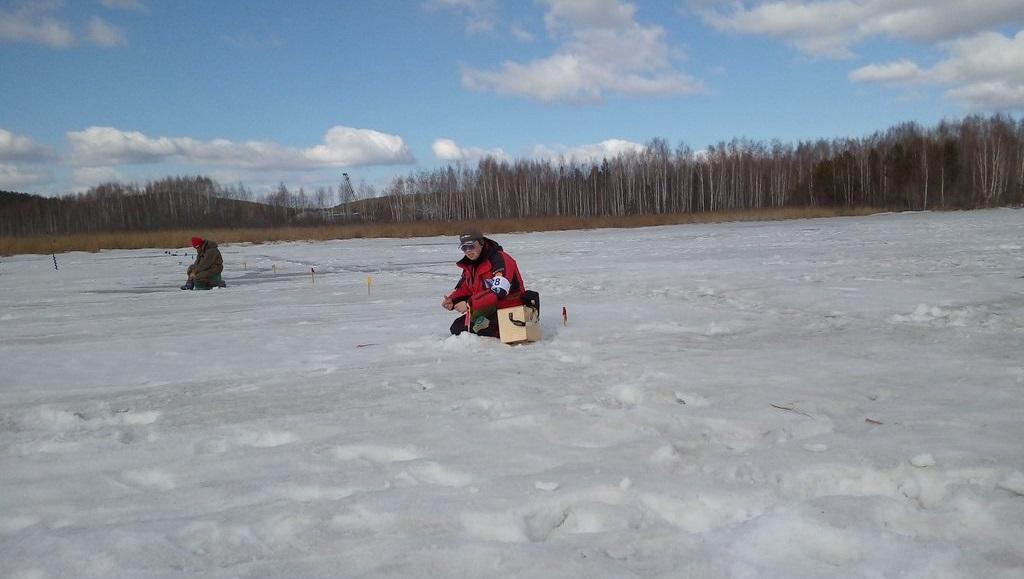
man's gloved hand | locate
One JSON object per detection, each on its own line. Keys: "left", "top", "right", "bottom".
{"left": 471, "top": 315, "right": 490, "bottom": 333}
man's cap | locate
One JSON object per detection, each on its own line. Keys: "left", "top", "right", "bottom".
{"left": 458, "top": 229, "right": 483, "bottom": 245}
{"left": 191, "top": 236, "right": 203, "bottom": 248}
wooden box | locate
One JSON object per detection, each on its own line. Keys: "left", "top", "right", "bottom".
{"left": 497, "top": 305, "right": 541, "bottom": 344}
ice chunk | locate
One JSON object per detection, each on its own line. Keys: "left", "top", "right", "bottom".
{"left": 910, "top": 454, "right": 936, "bottom": 468}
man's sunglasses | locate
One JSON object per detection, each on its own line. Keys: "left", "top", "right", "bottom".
{"left": 459, "top": 242, "right": 478, "bottom": 251}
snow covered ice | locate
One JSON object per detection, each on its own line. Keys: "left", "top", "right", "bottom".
{"left": 2, "top": 209, "right": 1023, "bottom": 578}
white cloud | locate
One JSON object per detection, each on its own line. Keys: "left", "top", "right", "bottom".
{"left": 460, "top": 0, "right": 703, "bottom": 103}
{"left": 68, "top": 126, "right": 416, "bottom": 170}
{"left": 432, "top": 138, "right": 464, "bottom": 161}
{"left": 304, "top": 126, "right": 417, "bottom": 167}
{"left": 72, "top": 166, "right": 127, "bottom": 188}
{"left": 0, "top": 129, "right": 58, "bottom": 162}
{"left": 427, "top": 0, "right": 537, "bottom": 40}
{"left": 946, "top": 82, "right": 1024, "bottom": 111}
{"left": 509, "top": 23, "right": 534, "bottom": 42}
{"left": 424, "top": 0, "right": 498, "bottom": 33}
{"left": 0, "top": 164, "right": 52, "bottom": 190}
{"left": 432, "top": 138, "right": 508, "bottom": 162}
{"left": 531, "top": 138, "right": 647, "bottom": 163}
{"left": 848, "top": 58, "right": 925, "bottom": 84}
{"left": 701, "top": 1, "right": 1024, "bottom": 110}
{"left": 698, "top": 0, "right": 1024, "bottom": 59}
{"left": 0, "top": 4, "right": 134, "bottom": 48}
{"left": 432, "top": 136, "right": 645, "bottom": 165}
{"left": 68, "top": 127, "right": 176, "bottom": 165}
{"left": 858, "top": 0, "right": 1024, "bottom": 43}
{"left": 850, "top": 30, "right": 1024, "bottom": 111}
{"left": 0, "top": 6, "right": 74, "bottom": 48}
{"left": 930, "top": 31, "right": 1024, "bottom": 86}
{"left": 543, "top": 0, "right": 638, "bottom": 33}
{"left": 86, "top": 16, "right": 128, "bottom": 47}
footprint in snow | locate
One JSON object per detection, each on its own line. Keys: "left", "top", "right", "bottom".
{"left": 673, "top": 391, "right": 711, "bottom": 407}
{"left": 272, "top": 485, "right": 356, "bottom": 502}
{"left": 601, "top": 385, "right": 643, "bottom": 409}
{"left": 332, "top": 444, "right": 421, "bottom": 463}
{"left": 640, "top": 491, "right": 765, "bottom": 534}
{"left": 233, "top": 429, "right": 299, "bottom": 448}
{"left": 451, "top": 397, "right": 509, "bottom": 418}
{"left": 122, "top": 468, "right": 175, "bottom": 491}
{"left": 192, "top": 429, "right": 299, "bottom": 455}
{"left": 461, "top": 487, "right": 642, "bottom": 543}
{"left": 0, "top": 515, "right": 41, "bottom": 534}
{"left": 393, "top": 461, "right": 474, "bottom": 487}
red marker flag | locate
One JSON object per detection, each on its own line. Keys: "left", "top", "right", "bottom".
{"left": 562, "top": 306, "right": 568, "bottom": 326}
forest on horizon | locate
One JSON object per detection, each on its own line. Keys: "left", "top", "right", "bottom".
{"left": 2, "top": 114, "right": 1022, "bottom": 238}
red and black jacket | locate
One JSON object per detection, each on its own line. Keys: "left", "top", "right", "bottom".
{"left": 446, "top": 238, "right": 525, "bottom": 317}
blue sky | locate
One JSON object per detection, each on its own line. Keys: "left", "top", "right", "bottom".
{"left": 2, "top": 0, "right": 1022, "bottom": 197}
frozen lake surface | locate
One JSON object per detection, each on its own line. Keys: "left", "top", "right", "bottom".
{"left": 2, "top": 209, "right": 1023, "bottom": 578}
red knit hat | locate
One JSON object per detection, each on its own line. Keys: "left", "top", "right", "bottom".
{"left": 191, "top": 237, "right": 203, "bottom": 248}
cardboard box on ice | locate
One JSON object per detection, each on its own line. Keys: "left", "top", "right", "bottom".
{"left": 497, "top": 305, "right": 541, "bottom": 344}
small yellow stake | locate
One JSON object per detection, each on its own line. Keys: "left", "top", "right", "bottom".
{"left": 367, "top": 276, "right": 373, "bottom": 295}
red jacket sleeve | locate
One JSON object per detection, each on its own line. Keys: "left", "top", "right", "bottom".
{"left": 447, "top": 273, "right": 472, "bottom": 302}
{"left": 469, "top": 287, "right": 498, "bottom": 311}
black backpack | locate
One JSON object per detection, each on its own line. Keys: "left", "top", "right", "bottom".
{"left": 522, "top": 290, "right": 540, "bottom": 313}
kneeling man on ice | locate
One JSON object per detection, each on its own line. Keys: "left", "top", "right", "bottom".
{"left": 441, "top": 228, "right": 540, "bottom": 344}
{"left": 181, "top": 236, "right": 227, "bottom": 290}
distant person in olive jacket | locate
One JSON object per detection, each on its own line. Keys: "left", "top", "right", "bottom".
{"left": 181, "top": 236, "right": 226, "bottom": 290}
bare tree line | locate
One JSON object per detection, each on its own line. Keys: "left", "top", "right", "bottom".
{"left": 358, "top": 114, "right": 1023, "bottom": 222}
{"left": 2, "top": 114, "right": 1022, "bottom": 237}
{"left": 0, "top": 175, "right": 361, "bottom": 236}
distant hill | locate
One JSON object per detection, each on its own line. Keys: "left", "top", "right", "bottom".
{"left": 0, "top": 190, "right": 45, "bottom": 208}
{"left": 0, "top": 189, "right": 304, "bottom": 237}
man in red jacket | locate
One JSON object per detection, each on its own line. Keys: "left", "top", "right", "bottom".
{"left": 442, "top": 229, "right": 526, "bottom": 338}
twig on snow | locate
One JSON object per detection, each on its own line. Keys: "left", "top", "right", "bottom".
{"left": 770, "top": 403, "right": 814, "bottom": 419}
